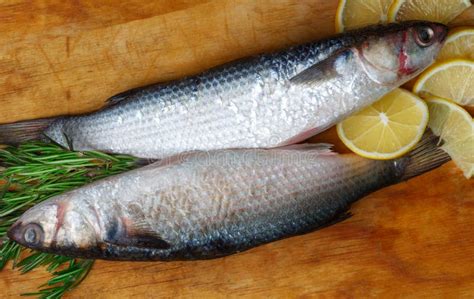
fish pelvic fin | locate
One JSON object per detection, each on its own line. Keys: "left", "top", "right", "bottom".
{"left": 398, "top": 130, "right": 451, "bottom": 181}
{"left": 0, "top": 118, "right": 55, "bottom": 145}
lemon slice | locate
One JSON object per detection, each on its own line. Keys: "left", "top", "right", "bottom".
{"left": 413, "top": 59, "right": 474, "bottom": 106}
{"left": 336, "top": 0, "right": 393, "bottom": 33}
{"left": 337, "top": 88, "right": 429, "bottom": 160}
{"left": 426, "top": 97, "right": 473, "bottom": 178}
{"left": 388, "top": 0, "right": 472, "bottom": 23}
{"left": 438, "top": 27, "right": 474, "bottom": 61}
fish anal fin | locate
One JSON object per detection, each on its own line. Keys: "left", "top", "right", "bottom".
{"left": 105, "top": 218, "right": 171, "bottom": 249}
{"left": 276, "top": 143, "right": 336, "bottom": 155}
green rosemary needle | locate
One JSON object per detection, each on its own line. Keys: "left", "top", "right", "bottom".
{"left": 0, "top": 141, "right": 139, "bottom": 298}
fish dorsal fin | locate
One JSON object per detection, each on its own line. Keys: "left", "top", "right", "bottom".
{"left": 104, "top": 218, "right": 171, "bottom": 249}
{"left": 290, "top": 48, "right": 353, "bottom": 86}
{"left": 276, "top": 143, "right": 336, "bottom": 155}
{"left": 105, "top": 88, "right": 142, "bottom": 107}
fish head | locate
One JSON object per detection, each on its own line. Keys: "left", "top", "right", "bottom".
{"left": 8, "top": 195, "right": 100, "bottom": 257}
{"left": 356, "top": 21, "right": 448, "bottom": 85}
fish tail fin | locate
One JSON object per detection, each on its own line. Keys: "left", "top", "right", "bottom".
{"left": 399, "top": 130, "right": 451, "bottom": 181}
{"left": 0, "top": 118, "right": 55, "bottom": 145}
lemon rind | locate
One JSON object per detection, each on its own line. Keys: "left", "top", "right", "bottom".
{"left": 425, "top": 96, "right": 473, "bottom": 122}
{"left": 413, "top": 59, "right": 474, "bottom": 95}
{"left": 335, "top": 0, "right": 391, "bottom": 33}
{"left": 445, "top": 27, "right": 474, "bottom": 44}
{"left": 388, "top": 0, "right": 472, "bottom": 22}
{"left": 335, "top": 0, "right": 347, "bottom": 33}
{"left": 337, "top": 90, "right": 429, "bottom": 160}
{"left": 425, "top": 96, "right": 473, "bottom": 179}
{"left": 387, "top": 0, "right": 404, "bottom": 22}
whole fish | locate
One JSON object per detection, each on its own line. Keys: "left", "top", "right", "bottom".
{"left": 8, "top": 133, "right": 450, "bottom": 260}
{"left": 0, "top": 22, "right": 447, "bottom": 159}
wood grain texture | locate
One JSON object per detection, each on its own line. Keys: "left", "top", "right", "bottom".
{"left": 0, "top": 0, "right": 337, "bottom": 124}
{"left": 0, "top": 0, "right": 211, "bottom": 38}
{"left": 0, "top": 1, "right": 473, "bottom": 298}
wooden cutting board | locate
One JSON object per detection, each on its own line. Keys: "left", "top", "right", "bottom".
{"left": 0, "top": 1, "right": 473, "bottom": 297}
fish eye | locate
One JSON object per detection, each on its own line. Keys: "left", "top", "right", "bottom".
{"left": 22, "top": 224, "right": 44, "bottom": 246}
{"left": 415, "top": 26, "right": 435, "bottom": 47}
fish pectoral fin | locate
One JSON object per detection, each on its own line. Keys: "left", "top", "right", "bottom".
{"left": 126, "top": 220, "right": 171, "bottom": 249}
{"left": 104, "top": 218, "right": 171, "bottom": 249}
{"left": 123, "top": 234, "right": 171, "bottom": 249}
{"left": 289, "top": 48, "right": 353, "bottom": 85}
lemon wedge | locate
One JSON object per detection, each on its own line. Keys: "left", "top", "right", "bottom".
{"left": 438, "top": 27, "right": 474, "bottom": 61}
{"left": 413, "top": 59, "right": 474, "bottom": 106}
{"left": 336, "top": 0, "right": 393, "bottom": 33}
{"left": 337, "top": 88, "right": 429, "bottom": 160}
{"left": 426, "top": 97, "right": 473, "bottom": 178}
{"left": 388, "top": 0, "right": 472, "bottom": 23}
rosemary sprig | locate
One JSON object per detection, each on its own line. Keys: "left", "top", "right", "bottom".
{"left": 0, "top": 141, "right": 138, "bottom": 298}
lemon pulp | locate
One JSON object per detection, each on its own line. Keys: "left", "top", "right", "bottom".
{"left": 414, "top": 59, "right": 474, "bottom": 107}
{"left": 336, "top": 0, "right": 393, "bottom": 33}
{"left": 388, "top": 0, "right": 471, "bottom": 24}
{"left": 337, "top": 88, "right": 429, "bottom": 160}
{"left": 438, "top": 27, "right": 474, "bottom": 61}
{"left": 426, "top": 97, "right": 473, "bottom": 178}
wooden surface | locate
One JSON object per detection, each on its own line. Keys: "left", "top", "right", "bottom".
{"left": 0, "top": 1, "right": 473, "bottom": 297}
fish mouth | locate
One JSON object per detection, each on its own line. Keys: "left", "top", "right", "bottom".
{"left": 7, "top": 220, "right": 100, "bottom": 257}
{"left": 7, "top": 221, "right": 31, "bottom": 248}
{"left": 7, "top": 221, "right": 22, "bottom": 242}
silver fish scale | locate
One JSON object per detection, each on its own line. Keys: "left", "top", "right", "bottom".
{"left": 59, "top": 148, "right": 399, "bottom": 260}
{"left": 44, "top": 38, "right": 369, "bottom": 158}
{"left": 7, "top": 22, "right": 450, "bottom": 259}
